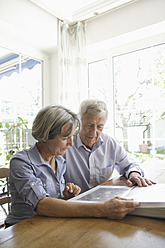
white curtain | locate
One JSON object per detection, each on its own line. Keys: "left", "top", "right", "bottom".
{"left": 58, "top": 21, "right": 88, "bottom": 112}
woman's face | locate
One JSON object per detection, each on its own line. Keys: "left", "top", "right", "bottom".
{"left": 44, "top": 124, "right": 75, "bottom": 156}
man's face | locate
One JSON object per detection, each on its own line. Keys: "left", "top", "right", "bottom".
{"left": 79, "top": 112, "right": 107, "bottom": 149}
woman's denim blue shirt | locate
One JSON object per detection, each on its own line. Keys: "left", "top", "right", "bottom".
{"left": 6, "top": 143, "right": 66, "bottom": 225}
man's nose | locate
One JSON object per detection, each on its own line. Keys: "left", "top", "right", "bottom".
{"left": 91, "top": 126, "right": 97, "bottom": 135}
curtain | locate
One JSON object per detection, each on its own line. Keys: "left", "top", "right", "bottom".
{"left": 58, "top": 21, "right": 88, "bottom": 112}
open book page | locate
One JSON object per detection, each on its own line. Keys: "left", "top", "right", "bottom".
{"left": 124, "top": 184, "right": 165, "bottom": 208}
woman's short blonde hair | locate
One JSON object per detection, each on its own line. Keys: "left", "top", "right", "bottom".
{"left": 32, "top": 105, "right": 79, "bottom": 141}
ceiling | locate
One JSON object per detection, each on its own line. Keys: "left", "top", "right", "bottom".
{"left": 30, "top": 0, "right": 136, "bottom": 22}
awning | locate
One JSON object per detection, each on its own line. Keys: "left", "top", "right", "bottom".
{"left": 0, "top": 54, "right": 40, "bottom": 80}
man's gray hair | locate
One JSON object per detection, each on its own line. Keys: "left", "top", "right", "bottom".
{"left": 79, "top": 99, "right": 108, "bottom": 120}
{"left": 32, "top": 105, "right": 79, "bottom": 141}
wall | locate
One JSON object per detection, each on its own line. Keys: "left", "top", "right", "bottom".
{"left": 50, "top": 49, "right": 60, "bottom": 104}
{"left": 86, "top": 0, "right": 165, "bottom": 47}
{"left": 0, "top": 0, "right": 57, "bottom": 53}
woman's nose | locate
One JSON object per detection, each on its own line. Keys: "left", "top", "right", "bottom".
{"left": 67, "top": 136, "right": 73, "bottom": 146}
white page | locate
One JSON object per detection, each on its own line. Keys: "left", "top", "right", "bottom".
{"left": 125, "top": 184, "right": 165, "bottom": 208}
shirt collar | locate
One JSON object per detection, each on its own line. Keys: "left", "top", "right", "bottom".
{"left": 76, "top": 133, "right": 103, "bottom": 151}
{"left": 28, "top": 143, "right": 66, "bottom": 166}
{"left": 28, "top": 143, "right": 44, "bottom": 166}
{"left": 56, "top": 155, "right": 66, "bottom": 164}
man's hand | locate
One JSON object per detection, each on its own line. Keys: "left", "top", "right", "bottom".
{"left": 103, "top": 197, "right": 140, "bottom": 219}
{"left": 126, "top": 172, "right": 156, "bottom": 187}
{"left": 63, "top": 182, "right": 81, "bottom": 199}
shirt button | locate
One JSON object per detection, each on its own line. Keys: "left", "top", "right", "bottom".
{"left": 31, "top": 183, "right": 34, "bottom": 186}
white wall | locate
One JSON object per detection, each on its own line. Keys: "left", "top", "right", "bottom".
{"left": 86, "top": 0, "right": 165, "bottom": 47}
{"left": 0, "top": 0, "right": 57, "bottom": 53}
{"left": 49, "top": 49, "right": 60, "bottom": 104}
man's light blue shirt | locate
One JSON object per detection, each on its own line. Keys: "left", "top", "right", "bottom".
{"left": 6, "top": 143, "right": 66, "bottom": 226}
{"left": 64, "top": 132, "right": 144, "bottom": 193}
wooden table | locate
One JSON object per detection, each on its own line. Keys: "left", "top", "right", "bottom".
{"left": 0, "top": 170, "right": 165, "bottom": 248}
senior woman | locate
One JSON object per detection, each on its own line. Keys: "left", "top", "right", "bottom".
{"left": 5, "top": 105, "right": 140, "bottom": 227}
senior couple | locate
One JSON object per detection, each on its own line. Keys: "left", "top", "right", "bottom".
{"left": 5, "top": 99, "right": 155, "bottom": 227}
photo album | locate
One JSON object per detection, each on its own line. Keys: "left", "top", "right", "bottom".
{"left": 68, "top": 184, "right": 165, "bottom": 219}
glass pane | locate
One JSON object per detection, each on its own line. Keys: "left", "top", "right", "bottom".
{"left": 113, "top": 43, "right": 165, "bottom": 161}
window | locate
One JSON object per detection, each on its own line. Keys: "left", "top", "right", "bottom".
{"left": 0, "top": 47, "right": 42, "bottom": 158}
{"left": 113, "top": 43, "right": 165, "bottom": 157}
{"left": 88, "top": 43, "right": 165, "bottom": 162}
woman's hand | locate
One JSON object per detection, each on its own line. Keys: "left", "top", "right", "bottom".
{"left": 63, "top": 182, "right": 81, "bottom": 199}
{"left": 126, "top": 172, "right": 156, "bottom": 187}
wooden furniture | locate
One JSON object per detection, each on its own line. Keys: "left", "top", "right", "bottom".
{"left": 0, "top": 167, "right": 11, "bottom": 228}
{"left": 0, "top": 169, "right": 165, "bottom": 248}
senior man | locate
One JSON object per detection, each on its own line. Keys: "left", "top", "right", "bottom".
{"left": 64, "top": 99, "right": 155, "bottom": 193}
